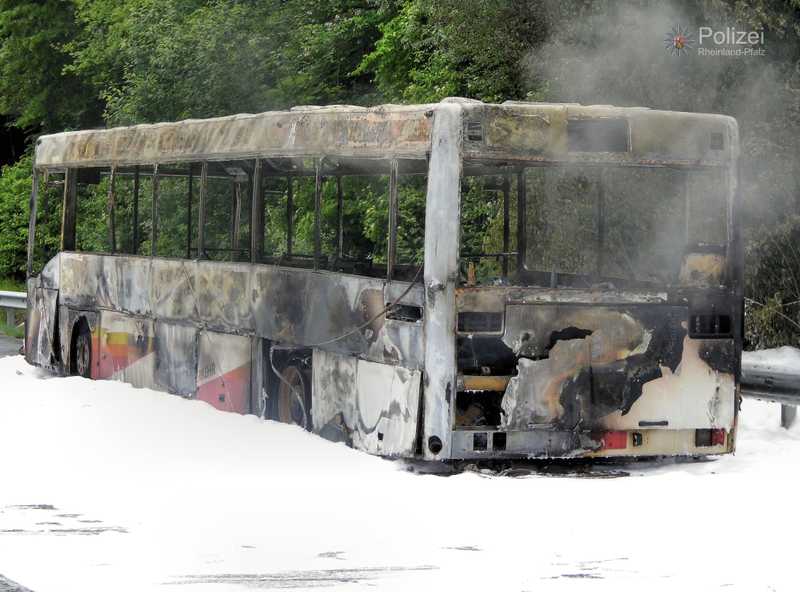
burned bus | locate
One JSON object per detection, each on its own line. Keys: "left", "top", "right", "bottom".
{"left": 24, "top": 99, "right": 742, "bottom": 460}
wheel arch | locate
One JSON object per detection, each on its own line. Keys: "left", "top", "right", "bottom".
{"left": 66, "top": 310, "right": 99, "bottom": 377}
{"left": 265, "top": 344, "right": 313, "bottom": 427}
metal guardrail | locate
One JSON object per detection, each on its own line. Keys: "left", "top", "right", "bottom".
{"left": 0, "top": 290, "right": 25, "bottom": 327}
{"left": 741, "top": 348, "right": 800, "bottom": 428}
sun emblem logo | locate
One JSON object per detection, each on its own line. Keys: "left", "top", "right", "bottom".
{"left": 664, "top": 25, "right": 695, "bottom": 56}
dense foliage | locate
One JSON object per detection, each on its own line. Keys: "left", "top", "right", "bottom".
{"left": 0, "top": 0, "right": 798, "bottom": 345}
{"left": 0, "top": 155, "right": 31, "bottom": 278}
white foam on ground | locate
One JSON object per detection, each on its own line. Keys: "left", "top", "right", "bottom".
{"left": 0, "top": 354, "right": 798, "bottom": 591}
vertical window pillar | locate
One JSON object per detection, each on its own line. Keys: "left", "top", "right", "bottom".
{"left": 286, "top": 176, "right": 293, "bottom": 258}
{"left": 151, "top": 164, "right": 159, "bottom": 256}
{"left": 683, "top": 172, "right": 690, "bottom": 245}
{"left": 107, "top": 166, "right": 117, "bottom": 253}
{"left": 336, "top": 175, "right": 343, "bottom": 261}
{"left": 230, "top": 178, "right": 242, "bottom": 261}
{"left": 197, "top": 162, "right": 208, "bottom": 259}
{"left": 250, "top": 159, "right": 263, "bottom": 264}
{"left": 132, "top": 166, "right": 140, "bottom": 254}
{"left": 60, "top": 168, "right": 77, "bottom": 252}
{"left": 187, "top": 166, "right": 193, "bottom": 259}
{"left": 421, "top": 103, "right": 462, "bottom": 460}
{"left": 26, "top": 163, "right": 39, "bottom": 277}
{"left": 516, "top": 169, "right": 526, "bottom": 275}
{"left": 313, "top": 159, "right": 322, "bottom": 270}
{"left": 502, "top": 174, "right": 510, "bottom": 278}
{"left": 596, "top": 170, "right": 605, "bottom": 278}
{"left": 387, "top": 159, "right": 399, "bottom": 280}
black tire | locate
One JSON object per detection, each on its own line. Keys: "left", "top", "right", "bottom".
{"left": 274, "top": 363, "right": 312, "bottom": 430}
{"left": 71, "top": 320, "right": 92, "bottom": 378}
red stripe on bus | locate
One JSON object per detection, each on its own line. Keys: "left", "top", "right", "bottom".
{"left": 96, "top": 334, "right": 153, "bottom": 380}
{"left": 196, "top": 363, "right": 251, "bottom": 414}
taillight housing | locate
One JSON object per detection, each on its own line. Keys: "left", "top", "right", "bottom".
{"left": 595, "top": 431, "right": 628, "bottom": 450}
{"left": 695, "top": 428, "right": 726, "bottom": 447}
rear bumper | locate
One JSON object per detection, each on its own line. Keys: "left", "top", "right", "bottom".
{"left": 449, "top": 428, "right": 731, "bottom": 459}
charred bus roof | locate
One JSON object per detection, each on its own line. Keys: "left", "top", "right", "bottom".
{"left": 34, "top": 98, "right": 738, "bottom": 170}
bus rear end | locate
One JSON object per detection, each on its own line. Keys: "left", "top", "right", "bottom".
{"left": 431, "top": 103, "right": 741, "bottom": 460}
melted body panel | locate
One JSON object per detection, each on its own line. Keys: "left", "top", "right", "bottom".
{"left": 454, "top": 285, "right": 738, "bottom": 458}
{"left": 54, "top": 252, "right": 423, "bottom": 368}
{"left": 312, "top": 349, "right": 421, "bottom": 457}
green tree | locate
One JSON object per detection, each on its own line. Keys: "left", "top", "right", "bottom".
{"left": 0, "top": 0, "right": 100, "bottom": 131}
{"left": 358, "top": 0, "right": 545, "bottom": 103}
{"left": 0, "top": 156, "right": 32, "bottom": 278}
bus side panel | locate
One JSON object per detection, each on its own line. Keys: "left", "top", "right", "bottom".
{"left": 96, "top": 310, "right": 156, "bottom": 389}
{"left": 58, "top": 253, "right": 424, "bottom": 372}
{"left": 196, "top": 331, "right": 251, "bottom": 414}
{"left": 60, "top": 252, "right": 101, "bottom": 310}
{"left": 312, "top": 349, "right": 421, "bottom": 457}
{"left": 312, "top": 349, "right": 357, "bottom": 442}
{"left": 105, "top": 255, "right": 152, "bottom": 316}
{"left": 25, "top": 255, "right": 61, "bottom": 370}
{"left": 194, "top": 264, "right": 254, "bottom": 333}
{"left": 25, "top": 278, "right": 43, "bottom": 367}
{"left": 250, "top": 266, "right": 424, "bottom": 369}
{"left": 154, "top": 321, "right": 197, "bottom": 396}
{"left": 92, "top": 310, "right": 253, "bottom": 414}
{"left": 354, "top": 359, "right": 421, "bottom": 456}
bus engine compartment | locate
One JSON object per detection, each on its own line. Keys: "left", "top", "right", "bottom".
{"left": 452, "top": 282, "right": 738, "bottom": 459}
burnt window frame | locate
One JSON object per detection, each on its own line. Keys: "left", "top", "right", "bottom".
{"left": 458, "top": 159, "right": 733, "bottom": 290}
{"left": 251, "top": 156, "right": 426, "bottom": 282}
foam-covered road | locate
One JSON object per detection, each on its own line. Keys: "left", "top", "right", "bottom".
{"left": 0, "top": 355, "right": 798, "bottom": 591}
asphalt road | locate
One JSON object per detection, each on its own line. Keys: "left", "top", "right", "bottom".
{"left": 0, "top": 334, "right": 21, "bottom": 359}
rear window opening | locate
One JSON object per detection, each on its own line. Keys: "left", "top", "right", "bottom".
{"left": 458, "top": 162, "right": 729, "bottom": 288}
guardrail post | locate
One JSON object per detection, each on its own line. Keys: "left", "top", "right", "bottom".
{"left": 781, "top": 404, "right": 796, "bottom": 429}
{"left": 5, "top": 308, "right": 13, "bottom": 327}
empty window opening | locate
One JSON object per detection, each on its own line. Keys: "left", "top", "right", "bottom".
{"left": 455, "top": 391, "right": 504, "bottom": 428}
